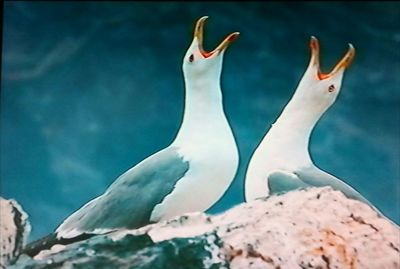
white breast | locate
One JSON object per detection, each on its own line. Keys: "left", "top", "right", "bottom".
{"left": 150, "top": 114, "right": 239, "bottom": 222}
{"left": 245, "top": 130, "right": 313, "bottom": 202}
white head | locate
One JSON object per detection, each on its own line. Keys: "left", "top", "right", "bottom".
{"left": 182, "top": 16, "right": 240, "bottom": 84}
{"left": 292, "top": 36, "right": 355, "bottom": 114}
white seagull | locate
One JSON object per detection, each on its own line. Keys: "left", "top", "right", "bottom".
{"left": 25, "top": 16, "right": 240, "bottom": 256}
{"left": 245, "top": 36, "right": 380, "bottom": 210}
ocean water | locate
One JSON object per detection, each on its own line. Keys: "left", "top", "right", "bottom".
{"left": 2, "top": 2, "right": 399, "bottom": 241}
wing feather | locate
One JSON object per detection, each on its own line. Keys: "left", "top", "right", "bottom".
{"left": 56, "top": 146, "right": 189, "bottom": 238}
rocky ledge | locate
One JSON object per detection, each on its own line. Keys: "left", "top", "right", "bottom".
{"left": 4, "top": 187, "right": 400, "bottom": 269}
{"left": 0, "top": 197, "right": 31, "bottom": 269}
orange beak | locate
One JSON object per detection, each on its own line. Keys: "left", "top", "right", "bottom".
{"left": 194, "top": 16, "right": 240, "bottom": 58}
{"left": 309, "top": 36, "right": 355, "bottom": 80}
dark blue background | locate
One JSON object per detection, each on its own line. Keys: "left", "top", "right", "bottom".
{"left": 2, "top": 2, "right": 399, "bottom": 241}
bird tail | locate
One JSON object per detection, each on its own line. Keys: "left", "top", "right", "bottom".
{"left": 22, "top": 233, "right": 94, "bottom": 257}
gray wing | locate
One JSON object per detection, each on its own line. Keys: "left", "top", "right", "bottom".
{"left": 268, "top": 167, "right": 396, "bottom": 226}
{"left": 268, "top": 167, "right": 371, "bottom": 205}
{"left": 268, "top": 170, "right": 311, "bottom": 195}
{"left": 294, "top": 166, "right": 372, "bottom": 205}
{"left": 295, "top": 166, "right": 394, "bottom": 223}
{"left": 56, "top": 146, "right": 189, "bottom": 237}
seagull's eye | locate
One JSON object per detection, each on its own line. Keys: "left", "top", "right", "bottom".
{"left": 189, "top": 54, "right": 194, "bottom": 63}
{"left": 328, "top": 85, "right": 335, "bottom": 92}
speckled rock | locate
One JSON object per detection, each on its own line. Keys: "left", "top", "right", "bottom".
{"left": 0, "top": 197, "right": 31, "bottom": 269}
{"left": 9, "top": 187, "right": 400, "bottom": 269}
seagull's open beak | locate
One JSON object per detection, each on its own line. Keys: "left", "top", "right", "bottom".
{"left": 309, "top": 36, "right": 355, "bottom": 80}
{"left": 194, "top": 16, "right": 240, "bottom": 58}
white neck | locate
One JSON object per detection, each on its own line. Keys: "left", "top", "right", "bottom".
{"left": 258, "top": 93, "right": 327, "bottom": 168}
{"left": 275, "top": 99, "right": 323, "bottom": 148}
{"left": 172, "top": 75, "right": 226, "bottom": 146}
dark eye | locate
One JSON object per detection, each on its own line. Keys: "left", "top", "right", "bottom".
{"left": 328, "top": 85, "right": 335, "bottom": 92}
{"left": 189, "top": 54, "right": 194, "bottom": 63}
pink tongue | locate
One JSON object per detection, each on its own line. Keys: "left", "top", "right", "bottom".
{"left": 201, "top": 51, "right": 213, "bottom": 58}
{"left": 317, "top": 72, "right": 330, "bottom": 80}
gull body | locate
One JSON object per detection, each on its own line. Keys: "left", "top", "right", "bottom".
{"left": 245, "top": 37, "right": 373, "bottom": 205}
{"left": 24, "top": 17, "right": 240, "bottom": 256}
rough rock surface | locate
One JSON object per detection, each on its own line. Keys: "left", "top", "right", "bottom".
{"left": 0, "top": 197, "right": 31, "bottom": 269}
{"left": 9, "top": 187, "right": 400, "bottom": 269}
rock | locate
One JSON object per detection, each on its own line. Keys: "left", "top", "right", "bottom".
{"left": 8, "top": 187, "right": 400, "bottom": 269}
{"left": 11, "top": 233, "right": 227, "bottom": 269}
{"left": 0, "top": 197, "right": 31, "bottom": 269}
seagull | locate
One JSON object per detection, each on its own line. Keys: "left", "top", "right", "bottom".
{"left": 244, "top": 36, "right": 383, "bottom": 213}
{"left": 24, "top": 16, "right": 240, "bottom": 256}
